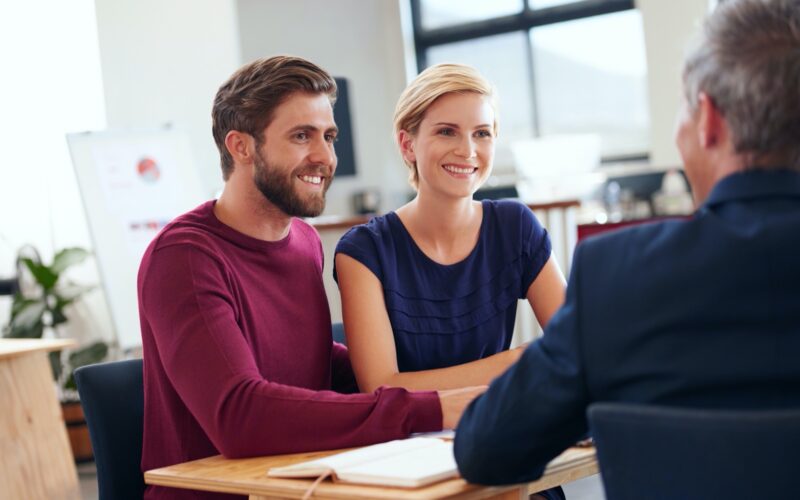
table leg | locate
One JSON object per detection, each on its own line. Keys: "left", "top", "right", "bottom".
{"left": 0, "top": 350, "right": 79, "bottom": 499}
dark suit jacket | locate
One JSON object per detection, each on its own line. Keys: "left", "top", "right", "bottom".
{"left": 454, "top": 169, "right": 800, "bottom": 485}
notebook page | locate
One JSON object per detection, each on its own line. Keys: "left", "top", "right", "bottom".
{"left": 336, "top": 440, "right": 457, "bottom": 487}
{"left": 268, "top": 437, "right": 440, "bottom": 476}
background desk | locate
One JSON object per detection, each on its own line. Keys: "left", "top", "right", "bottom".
{"left": 145, "top": 445, "right": 597, "bottom": 499}
{"left": 0, "top": 338, "right": 79, "bottom": 500}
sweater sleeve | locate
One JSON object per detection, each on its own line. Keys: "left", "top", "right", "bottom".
{"left": 140, "top": 242, "right": 441, "bottom": 458}
{"left": 330, "top": 341, "right": 359, "bottom": 394}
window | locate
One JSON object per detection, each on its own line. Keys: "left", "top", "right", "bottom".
{"left": 411, "top": 0, "right": 650, "bottom": 162}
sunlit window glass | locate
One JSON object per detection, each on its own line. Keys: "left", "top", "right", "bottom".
{"left": 527, "top": 0, "right": 577, "bottom": 10}
{"left": 427, "top": 32, "right": 535, "bottom": 144}
{"left": 529, "top": 10, "right": 649, "bottom": 156}
{"left": 420, "top": 0, "right": 523, "bottom": 30}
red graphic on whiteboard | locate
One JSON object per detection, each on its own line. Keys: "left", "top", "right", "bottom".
{"left": 137, "top": 157, "right": 161, "bottom": 183}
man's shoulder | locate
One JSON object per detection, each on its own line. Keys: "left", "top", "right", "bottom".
{"left": 292, "top": 218, "right": 327, "bottom": 254}
{"left": 291, "top": 217, "right": 322, "bottom": 241}
{"left": 581, "top": 216, "right": 690, "bottom": 251}
{"left": 154, "top": 216, "right": 219, "bottom": 251}
{"left": 141, "top": 202, "right": 224, "bottom": 263}
{"left": 575, "top": 216, "right": 695, "bottom": 277}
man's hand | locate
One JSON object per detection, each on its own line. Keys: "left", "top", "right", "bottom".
{"left": 438, "top": 386, "right": 487, "bottom": 429}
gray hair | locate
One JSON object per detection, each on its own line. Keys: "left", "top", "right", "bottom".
{"left": 683, "top": 0, "right": 800, "bottom": 171}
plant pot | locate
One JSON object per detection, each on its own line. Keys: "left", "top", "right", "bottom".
{"left": 61, "top": 401, "right": 93, "bottom": 463}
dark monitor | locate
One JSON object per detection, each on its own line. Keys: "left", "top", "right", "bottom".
{"left": 606, "top": 170, "right": 691, "bottom": 201}
{"left": 333, "top": 78, "right": 357, "bottom": 177}
{"left": 474, "top": 185, "right": 519, "bottom": 201}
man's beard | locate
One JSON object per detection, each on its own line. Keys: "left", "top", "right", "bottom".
{"left": 252, "top": 150, "right": 332, "bottom": 218}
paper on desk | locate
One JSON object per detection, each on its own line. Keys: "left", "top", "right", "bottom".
{"left": 410, "top": 429, "right": 455, "bottom": 440}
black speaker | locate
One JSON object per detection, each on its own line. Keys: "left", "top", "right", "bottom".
{"left": 333, "top": 78, "right": 357, "bottom": 177}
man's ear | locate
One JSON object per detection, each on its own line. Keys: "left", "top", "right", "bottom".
{"left": 697, "top": 92, "right": 725, "bottom": 149}
{"left": 397, "top": 130, "right": 416, "bottom": 163}
{"left": 225, "top": 130, "right": 256, "bottom": 166}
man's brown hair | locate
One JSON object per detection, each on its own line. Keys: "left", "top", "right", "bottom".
{"left": 211, "top": 56, "right": 337, "bottom": 180}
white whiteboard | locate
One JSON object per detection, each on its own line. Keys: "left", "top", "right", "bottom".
{"left": 67, "top": 129, "right": 206, "bottom": 350}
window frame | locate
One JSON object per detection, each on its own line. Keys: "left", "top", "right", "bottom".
{"left": 409, "top": 0, "right": 647, "bottom": 163}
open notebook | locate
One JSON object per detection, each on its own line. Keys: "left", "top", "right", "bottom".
{"left": 267, "top": 437, "right": 457, "bottom": 488}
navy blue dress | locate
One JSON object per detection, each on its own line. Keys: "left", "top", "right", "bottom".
{"left": 335, "top": 199, "right": 565, "bottom": 499}
{"left": 334, "top": 199, "right": 551, "bottom": 372}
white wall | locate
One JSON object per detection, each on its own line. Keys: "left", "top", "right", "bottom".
{"left": 637, "top": 0, "right": 709, "bottom": 168}
{"left": 236, "top": 0, "right": 414, "bottom": 216}
{"left": 94, "top": 0, "right": 242, "bottom": 197}
{"left": 0, "top": 0, "right": 113, "bottom": 345}
{"left": 90, "top": 0, "right": 714, "bottom": 210}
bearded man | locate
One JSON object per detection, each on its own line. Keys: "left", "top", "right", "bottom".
{"left": 138, "top": 56, "right": 482, "bottom": 500}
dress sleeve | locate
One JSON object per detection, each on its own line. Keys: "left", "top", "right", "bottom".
{"left": 519, "top": 205, "right": 553, "bottom": 295}
{"left": 333, "top": 225, "right": 383, "bottom": 283}
{"left": 140, "top": 243, "right": 441, "bottom": 458}
{"left": 454, "top": 243, "right": 590, "bottom": 484}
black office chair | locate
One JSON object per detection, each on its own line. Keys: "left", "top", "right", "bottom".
{"left": 332, "top": 322, "right": 347, "bottom": 345}
{"left": 588, "top": 402, "right": 800, "bottom": 500}
{"left": 74, "top": 359, "right": 145, "bottom": 500}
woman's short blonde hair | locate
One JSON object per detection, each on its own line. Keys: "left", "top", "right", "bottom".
{"left": 393, "top": 63, "right": 498, "bottom": 188}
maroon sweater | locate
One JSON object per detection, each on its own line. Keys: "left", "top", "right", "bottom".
{"left": 138, "top": 201, "right": 441, "bottom": 499}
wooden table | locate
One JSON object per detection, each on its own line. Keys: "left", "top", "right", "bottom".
{"left": 145, "top": 444, "right": 597, "bottom": 499}
{"left": 0, "top": 338, "right": 79, "bottom": 500}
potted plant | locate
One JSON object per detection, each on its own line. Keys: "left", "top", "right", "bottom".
{"left": 3, "top": 245, "right": 109, "bottom": 461}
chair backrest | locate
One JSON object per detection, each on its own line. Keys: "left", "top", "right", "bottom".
{"left": 588, "top": 402, "right": 800, "bottom": 500}
{"left": 332, "top": 322, "right": 347, "bottom": 345}
{"left": 74, "top": 359, "right": 145, "bottom": 500}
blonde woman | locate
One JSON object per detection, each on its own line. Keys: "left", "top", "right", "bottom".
{"left": 335, "top": 66, "right": 567, "bottom": 497}
{"left": 335, "top": 62, "right": 566, "bottom": 388}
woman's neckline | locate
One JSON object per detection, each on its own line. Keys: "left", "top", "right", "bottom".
{"left": 388, "top": 199, "right": 488, "bottom": 268}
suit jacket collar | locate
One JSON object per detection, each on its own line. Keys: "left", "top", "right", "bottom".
{"left": 702, "top": 169, "right": 800, "bottom": 209}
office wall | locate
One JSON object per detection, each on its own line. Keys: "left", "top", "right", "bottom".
{"left": 637, "top": 0, "right": 709, "bottom": 168}
{"left": 236, "top": 0, "right": 413, "bottom": 216}
{"left": 0, "top": 0, "right": 112, "bottom": 345}
{"left": 94, "top": 0, "right": 242, "bottom": 197}
{"left": 92, "top": 0, "right": 711, "bottom": 210}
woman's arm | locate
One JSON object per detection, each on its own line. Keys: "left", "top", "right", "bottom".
{"left": 336, "top": 253, "right": 524, "bottom": 392}
{"left": 526, "top": 253, "right": 567, "bottom": 329}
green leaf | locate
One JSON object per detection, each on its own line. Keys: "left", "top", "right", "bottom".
{"left": 54, "top": 284, "right": 94, "bottom": 304}
{"left": 10, "top": 293, "right": 35, "bottom": 316}
{"left": 63, "top": 341, "right": 109, "bottom": 390}
{"left": 50, "top": 307, "right": 68, "bottom": 327}
{"left": 4, "top": 319, "right": 44, "bottom": 339}
{"left": 68, "top": 341, "right": 109, "bottom": 369}
{"left": 51, "top": 248, "right": 90, "bottom": 275}
{"left": 64, "top": 375, "right": 78, "bottom": 391}
{"left": 22, "top": 258, "right": 58, "bottom": 290}
{"left": 9, "top": 300, "right": 46, "bottom": 331}
{"left": 49, "top": 351, "right": 63, "bottom": 380}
